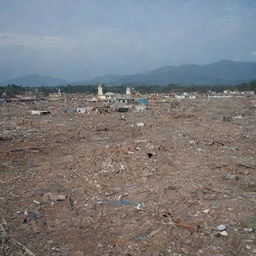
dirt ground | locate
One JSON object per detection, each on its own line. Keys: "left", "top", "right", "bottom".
{"left": 0, "top": 96, "right": 256, "bottom": 256}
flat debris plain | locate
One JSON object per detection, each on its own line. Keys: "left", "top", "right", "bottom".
{"left": 0, "top": 97, "right": 256, "bottom": 256}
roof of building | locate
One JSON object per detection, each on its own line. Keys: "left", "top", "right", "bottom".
{"left": 105, "top": 92, "right": 115, "bottom": 96}
{"left": 116, "top": 96, "right": 135, "bottom": 100}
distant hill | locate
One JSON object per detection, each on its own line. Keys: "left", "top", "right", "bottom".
{"left": 0, "top": 74, "right": 68, "bottom": 86}
{"left": 77, "top": 74, "right": 123, "bottom": 85}
{"left": 1, "top": 60, "right": 256, "bottom": 87}
{"left": 81, "top": 60, "right": 256, "bottom": 86}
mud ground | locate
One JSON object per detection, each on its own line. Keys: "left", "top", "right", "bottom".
{"left": 0, "top": 96, "right": 256, "bottom": 256}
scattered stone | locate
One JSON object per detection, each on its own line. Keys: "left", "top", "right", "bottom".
{"left": 216, "top": 224, "right": 227, "bottom": 231}
{"left": 136, "top": 122, "right": 145, "bottom": 127}
{"left": 224, "top": 173, "right": 239, "bottom": 180}
{"left": 245, "top": 244, "right": 251, "bottom": 250}
{"left": 76, "top": 107, "right": 86, "bottom": 113}
{"left": 212, "top": 202, "right": 221, "bottom": 209}
{"left": 233, "top": 115, "right": 243, "bottom": 119}
{"left": 135, "top": 203, "right": 141, "bottom": 210}
{"left": 23, "top": 210, "right": 40, "bottom": 223}
{"left": 244, "top": 227, "right": 254, "bottom": 233}
{"left": 147, "top": 152, "right": 156, "bottom": 158}
{"left": 189, "top": 139, "right": 197, "bottom": 145}
{"left": 43, "top": 192, "right": 66, "bottom": 202}
{"left": 219, "top": 231, "right": 228, "bottom": 236}
{"left": 56, "top": 195, "right": 66, "bottom": 201}
{"left": 31, "top": 110, "right": 51, "bottom": 115}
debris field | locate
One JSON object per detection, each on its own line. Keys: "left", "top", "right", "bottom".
{"left": 0, "top": 97, "right": 256, "bottom": 256}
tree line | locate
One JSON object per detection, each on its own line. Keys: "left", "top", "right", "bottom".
{"left": 0, "top": 80, "right": 255, "bottom": 97}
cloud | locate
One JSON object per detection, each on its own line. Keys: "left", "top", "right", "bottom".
{"left": 0, "top": 33, "right": 78, "bottom": 48}
{"left": 0, "top": 0, "right": 255, "bottom": 80}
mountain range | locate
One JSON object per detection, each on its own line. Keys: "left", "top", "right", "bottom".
{"left": 1, "top": 60, "right": 256, "bottom": 86}
{"left": 0, "top": 74, "right": 67, "bottom": 87}
{"left": 81, "top": 60, "right": 256, "bottom": 86}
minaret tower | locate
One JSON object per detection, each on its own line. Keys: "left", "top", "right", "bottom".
{"left": 98, "top": 83, "right": 104, "bottom": 96}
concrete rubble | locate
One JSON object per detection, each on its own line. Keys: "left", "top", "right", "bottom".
{"left": 31, "top": 110, "right": 51, "bottom": 115}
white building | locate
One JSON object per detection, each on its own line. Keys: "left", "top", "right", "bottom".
{"left": 97, "top": 83, "right": 106, "bottom": 100}
{"left": 105, "top": 92, "right": 116, "bottom": 102}
{"left": 126, "top": 87, "right": 132, "bottom": 95}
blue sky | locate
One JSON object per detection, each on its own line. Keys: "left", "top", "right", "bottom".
{"left": 0, "top": 0, "right": 255, "bottom": 81}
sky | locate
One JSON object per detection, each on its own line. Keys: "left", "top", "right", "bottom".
{"left": 0, "top": 0, "right": 256, "bottom": 81}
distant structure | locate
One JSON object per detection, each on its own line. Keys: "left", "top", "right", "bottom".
{"left": 126, "top": 87, "right": 131, "bottom": 95}
{"left": 98, "top": 83, "right": 103, "bottom": 96}
{"left": 0, "top": 92, "right": 6, "bottom": 103}
{"left": 49, "top": 90, "right": 61, "bottom": 100}
{"left": 105, "top": 92, "right": 116, "bottom": 102}
{"left": 126, "top": 87, "right": 138, "bottom": 96}
{"left": 97, "top": 83, "right": 106, "bottom": 100}
{"left": 96, "top": 83, "right": 139, "bottom": 104}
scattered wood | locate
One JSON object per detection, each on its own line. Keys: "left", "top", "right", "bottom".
{"left": 9, "top": 146, "right": 43, "bottom": 153}
{"left": 204, "top": 139, "right": 224, "bottom": 146}
{"left": 1, "top": 222, "right": 35, "bottom": 256}
{"left": 148, "top": 227, "right": 162, "bottom": 238}
{"left": 173, "top": 220, "right": 195, "bottom": 231}
{"left": 236, "top": 163, "right": 256, "bottom": 169}
{"left": 0, "top": 224, "right": 7, "bottom": 249}
{"left": 2, "top": 218, "right": 7, "bottom": 226}
{"left": 10, "top": 238, "right": 36, "bottom": 256}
